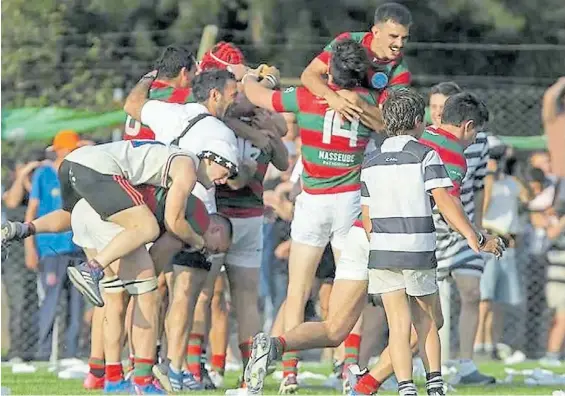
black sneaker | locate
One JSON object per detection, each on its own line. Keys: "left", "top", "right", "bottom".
{"left": 200, "top": 364, "right": 216, "bottom": 390}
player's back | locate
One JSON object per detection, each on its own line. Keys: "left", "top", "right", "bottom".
{"left": 291, "top": 85, "right": 378, "bottom": 194}
{"left": 65, "top": 140, "right": 196, "bottom": 187}
{"left": 124, "top": 81, "right": 191, "bottom": 140}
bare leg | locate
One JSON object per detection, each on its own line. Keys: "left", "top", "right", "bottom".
{"left": 453, "top": 274, "right": 481, "bottom": 361}
{"left": 165, "top": 266, "right": 208, "bottom": 371}
{"left": 31, "top": 210, "right": 72, "bottom": 233}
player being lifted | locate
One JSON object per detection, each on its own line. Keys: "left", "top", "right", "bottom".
{"left": 230, "top": 37, "right": 379, "bottom": 393}
{"left": 2, "top": 133, "right": 239, "bottom": 308}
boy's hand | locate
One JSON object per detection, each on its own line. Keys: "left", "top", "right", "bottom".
{"left": 479, "top": 233, "right": 506, "bottom": 258}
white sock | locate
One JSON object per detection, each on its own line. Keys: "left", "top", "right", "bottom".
{"left": 473, "top": 343, "right": 484, "bottom": 352}
{"left": 483, "top": 343, "right": 494, "bottom": 352}
{"left": 458, "top": 359, "right": 477, "bottom": 377}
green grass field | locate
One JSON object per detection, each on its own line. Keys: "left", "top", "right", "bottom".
{"left": 1, "top": 361, "right": 564, "bottom": 395}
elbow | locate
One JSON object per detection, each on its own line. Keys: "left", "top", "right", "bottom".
{"left": 300, "top": 68, "right": 311, "bottom": 86}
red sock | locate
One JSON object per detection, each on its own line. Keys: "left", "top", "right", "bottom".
{"left": 211, "top": 354, "right": 226, "bottom": 376}
{"left": 354, "top": 373, "right": 381, "bottom": 395}
{"left": 186, "top": 333, "right": 204, "bottom": 380}
{"left": 239, "top": 339, "right": 253, "bottom": 373}
{"left": 343, "top": 333, "right": 362, "bottom": 377}
{"left": 88, "top": 357, "right": 105, "bottom": 378}
{"left": 105, "top": 363, "right": 124, "bottom": 382}
{"left": 282, "top": 351, "right": 299, "bottom": 378}
{"left": 132, "top": 357, "right": 154, "bottom": 386}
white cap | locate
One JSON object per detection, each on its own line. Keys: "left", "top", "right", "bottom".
{"left": 199, "top": 140, "right": 240, "bottom": 176}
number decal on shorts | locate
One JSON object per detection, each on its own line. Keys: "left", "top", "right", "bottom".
{"left": 124, "top": 115, "right": 141, "bottom": 136}
{"left": 322, "top": 109, "right": 360, "bottom": 147}
{"left": 129, "top": 140, "right": 165, "bottom": 148}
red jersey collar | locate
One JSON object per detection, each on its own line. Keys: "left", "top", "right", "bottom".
{"left": 429, "top": 126, "right": 461, "bottom": 143}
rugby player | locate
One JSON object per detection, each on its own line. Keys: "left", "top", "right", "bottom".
{"left": 244, "top": 92, "right": 506, "bottom": 395}
{"left": 301, "top": 2, "right": 412, "bottom": 127}
{"left": 72, "top": 186, "right": 231, "bottom": 395}
{"left": 124, "top": 45, "right": 198, "bottom": 140}
{"left": 231, "top": 38, "right": 379, "bottom": 393}
{"left": 2, "top": 136, "right": 239, "bottom": 308}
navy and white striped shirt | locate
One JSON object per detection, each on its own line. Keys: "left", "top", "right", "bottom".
{"left": 435, "top": 131, "right": 489, "bottom": 263}
{"left": 361, "top": 135, "right": 453, "bottom": 270}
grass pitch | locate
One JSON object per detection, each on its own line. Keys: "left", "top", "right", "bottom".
{"left": 1, "top": 361, "right": 564, "bottom": 395}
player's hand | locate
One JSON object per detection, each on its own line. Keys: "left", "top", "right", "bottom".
{"left": 16, "top": 161, "right": 41, "bottom": 179}
{"left": 259, "top": 65, "right": 280, "bottom": 88}
{"left": 141, "top": 70, "right": 158, "bottom": 80}
{"left": 321, "top": 91, "right": 363, "bottom": 122}
{"left": 465, "top": 232, "right": 481, "bottom": 254}
{"left": 336, "top": 89, "right": 362, "bottom": 106}
{"left": 227, "top": 64, "right": 250, "bottom": 81}
{"left": 480, "top": 233, "right": 506, "bottom": 258}
{"left": 242, "top": 158, "right": 258, "bottom": 176}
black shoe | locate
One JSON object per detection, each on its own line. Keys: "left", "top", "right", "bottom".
{"left": 200, "top": 364, "right": 216, "bottom": 390}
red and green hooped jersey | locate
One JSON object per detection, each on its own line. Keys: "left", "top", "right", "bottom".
{"left": 272, "top": 86, "right": 377, "bottom": 195}
{"left": 123, "top": 80, "right": 192, "bottom": 140}
{"left": 140, "top": 185, "right": 210, "bottom": 236}
{"left": 216, "top": 138, "right": 272, "bottom": 218}
{"left": 419, "top": 126, "right": 467, "bottom": 197}
{"left": 317, "top": 32, "right": 411, "bottom": 104}
{"left": 353, "top": 126, "right": 466, "bottom": 229}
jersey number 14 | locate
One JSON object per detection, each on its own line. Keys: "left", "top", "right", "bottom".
{"left": 323, "top": 110, "right": 360, "bottom": 147}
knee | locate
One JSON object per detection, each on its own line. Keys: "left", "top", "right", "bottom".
{"left": 326, "top": 322, "right": 348, "bottom": 348}
{"left": 460, "top": 286, "right": 481, "bottom": 306}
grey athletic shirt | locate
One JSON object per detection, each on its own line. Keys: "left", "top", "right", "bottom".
{"left": 64, "top": 140, "right": 198, "bottom": 188}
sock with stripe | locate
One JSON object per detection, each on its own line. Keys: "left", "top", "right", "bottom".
{"left": 271, "top": 336, "right": 287, "bottom": 361}
{"left": 353, "top": 373, "right": 381, "bottom": 395}
{"left": 239, "top": 338, "right": 253, "bottom": 372}
{"left": 186, "top": 333, "right": 204, "bottom": 380}
{"left": 211, "top": 354, "right": 226, "bottom": 376}
{"left": 281, "top": 350, "right": 299, "bottom": 378}
{"left": 342, "top": 333, "right": 362, "bottom": 378}
{"left": 200, "top": 345, "right": 208, "bottom": 371}
{"left": 426, "top": 371, "right": 444, "bottom": 394}
{"left": 128, "top": 355, "right": 134, "bottom": 373}
{"left": 398, "top": 379, "right": 417, "bottom": 396}
{"left": 132, "top": 357, "right": 154, "bottom": 386}
{"left": 105, "top": 362, "right": 124, "bottom": 383}
{"left": 88, "top": 357, "right": 105, "bottom": 378}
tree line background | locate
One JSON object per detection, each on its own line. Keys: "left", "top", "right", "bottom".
{"left": 2, "top": 0, "right": 564, "bottom": 110}
{"left": 1, "top": 0, "right": 564, "bottom": 168}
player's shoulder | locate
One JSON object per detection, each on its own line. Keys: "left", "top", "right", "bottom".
{"left": 334, "top": 31, "right": 367, "bottom": 43}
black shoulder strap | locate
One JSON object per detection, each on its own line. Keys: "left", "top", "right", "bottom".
{"left": 171, "top": 113, "right": 213, "bottom": 146}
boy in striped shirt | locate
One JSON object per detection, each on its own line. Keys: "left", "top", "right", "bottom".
{"left": 359, "top": 88, "right": 501, "bottom": 396}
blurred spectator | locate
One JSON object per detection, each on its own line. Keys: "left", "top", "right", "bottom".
{"left": 26, "top": 130, "right": 85, "bottom": 360}
{"left": 474, "top": 136, "right": 530, "bottom": 358}
{"left": 2, "top": 161, "right": 40, "bottom": 210}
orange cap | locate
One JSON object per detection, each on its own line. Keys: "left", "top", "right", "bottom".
{"left": 46, "top": 130, "right": 81, "bottom": 152}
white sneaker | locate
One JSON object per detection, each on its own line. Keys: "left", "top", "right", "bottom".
{"left": 539, "top": 356, "right": 563, "bottom": 367}
{"left": 209, "top": 370, "right": 225, "bottom": 388}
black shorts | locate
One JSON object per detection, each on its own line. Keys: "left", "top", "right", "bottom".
{"left": 171, "top": 249, "right": 211, "bottom": 271}
{"left": 316, "top": 244, "right": 336, "bottom": 281}
{"left": 59, "top": 160, "right": 145, "bottom": 220}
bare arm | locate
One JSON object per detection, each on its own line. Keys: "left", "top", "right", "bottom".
{"left": 269, "top": 134, "right": 289, "bottom": 171}
{"left": 164, "top": 156, "right": 204, "bottom": 249}
{"left": 149, "top": 231, "right": 183, "bottom": 275}
{"left": 123, "top": 73, "right": 156, "bottom": 121}
{"left": 361, "top": 204, "right": 371, "bottom": 241}
{"left": 227, "top": 160, "right": 257, "bottom": 190}
{"left": 252, "top": 109, "right": 288, "bottom": 137}
{"left": 542, "top": 77, "right": 565, "bottom": 124}
{"left": 223, "top": 117, "right": 271, "bottom": 150}
{"left": 301, "top": 58, "right": 362, "bottom": 121}
{"left": 24, "top": 198, "right": 39, "bottom": 271}
{"left": 3, "top": 162, "right": 40, "bottom": 208}
{"left": 482, "top": 173, "right": 494, "bottom": 215}
{"left": 432, "top": 187, "right": 479, "bottom": 252}
{"left": 335, "top": 90, "right": 384, "bottom": 131}
{"left": 242, "top": 74, "right": 278, "bottom": 112}
{"left": 474, "top": 190, "right": 485, "bottom": 229}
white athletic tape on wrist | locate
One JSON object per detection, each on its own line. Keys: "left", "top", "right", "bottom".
{"left": 124, "top": 277, "right": 158, "bottom": 295}
{"left": 100, "top": 275, "right": 125, "bottom": 294}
